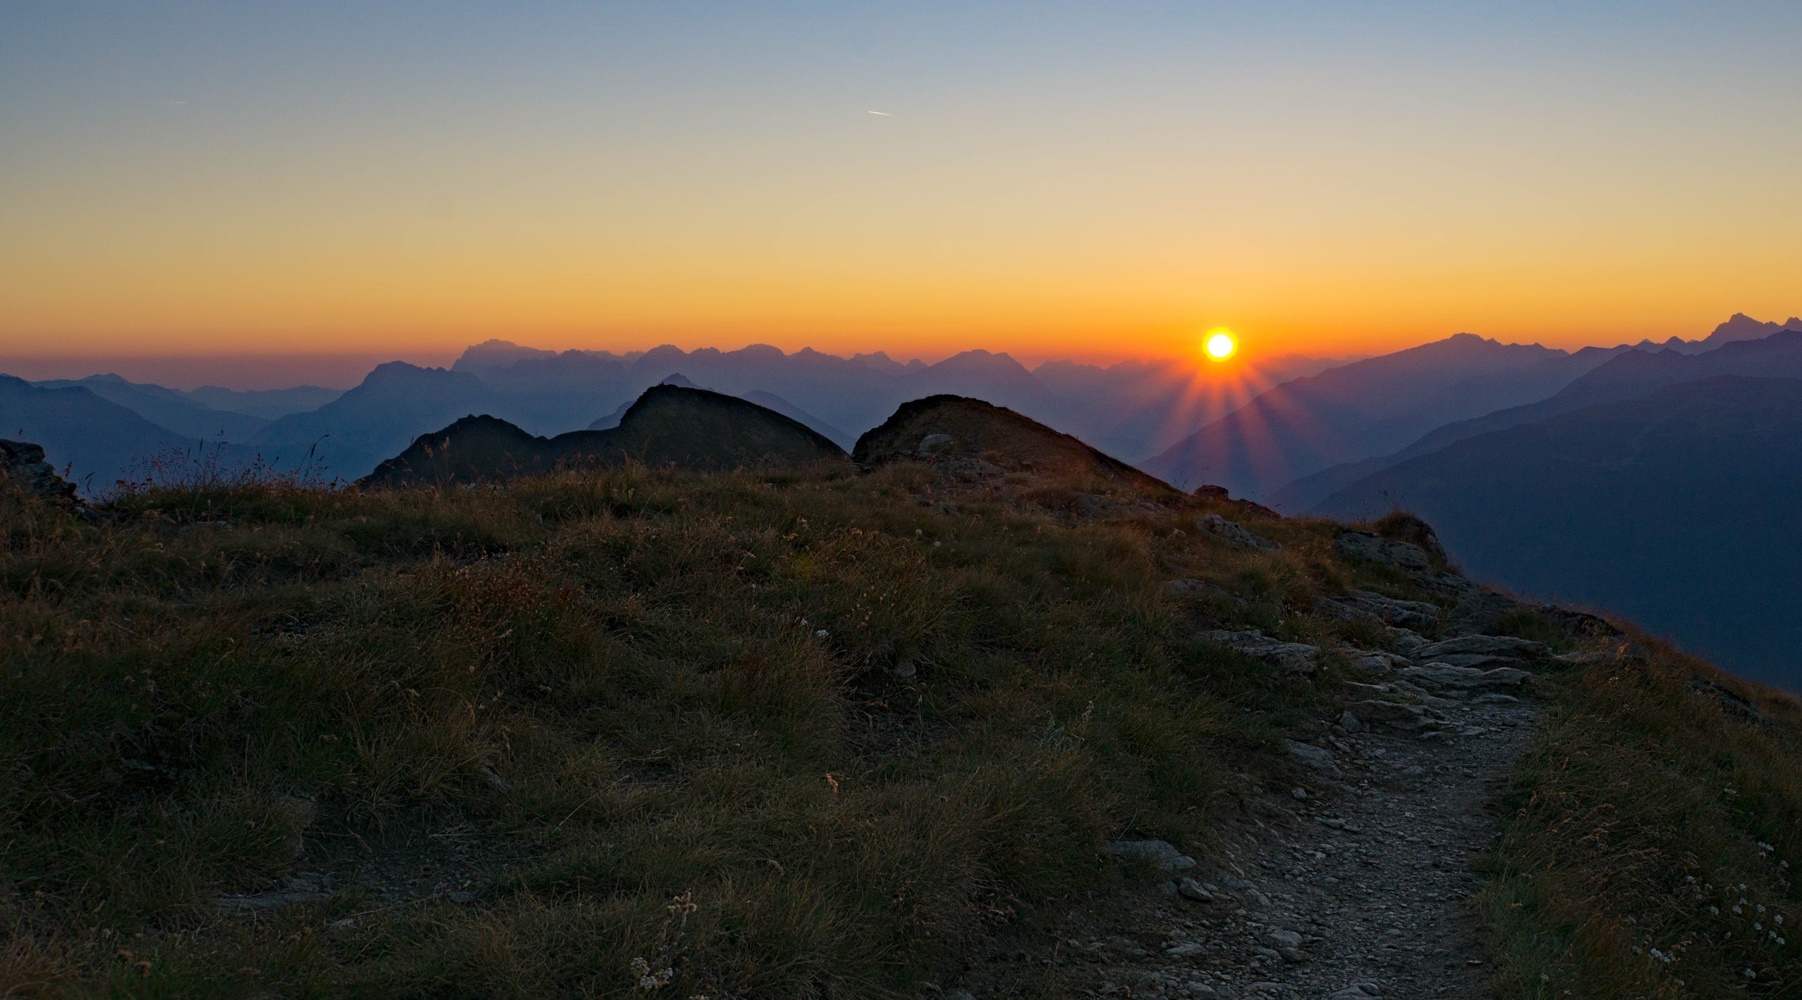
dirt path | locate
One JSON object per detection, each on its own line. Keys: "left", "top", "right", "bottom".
{"left": 954, "top": 648, "right": 1542, "bottom": 1000}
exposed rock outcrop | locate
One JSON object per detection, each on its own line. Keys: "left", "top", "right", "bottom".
{"left": 1, "top": 439, "right": 77, "bottom": 501}
{"left": 1333, "top": 531, "right": 1436, "bottom": 574}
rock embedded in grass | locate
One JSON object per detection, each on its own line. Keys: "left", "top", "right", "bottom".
{"left": 1333, "top": 531, "right": 1436, "bottom": 573}
{"left": 1314, "top": 590, "right": 1441, "bottom": 630}
{"left": 1203, "top": 630, "right": 1322, "bottom": 675}
{"left": 1106, "top": 839, "right": 1199, "bottom": 873}
{"left": 1196, "top": 513, "right": 1281, "bottom": 551}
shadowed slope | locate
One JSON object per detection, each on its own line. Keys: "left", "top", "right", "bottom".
{"left": 362, "top": 384, "right": 848, "bottom": 487}
{"left": 1315, "top": 375, "right": 1802, "bottom": 685}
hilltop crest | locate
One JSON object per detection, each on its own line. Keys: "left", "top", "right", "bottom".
{"left": 854, "top": 394, "right": 1179, "bottom": 499}
{"left": 362, "top": 384, "right": 847, "bottom": 487}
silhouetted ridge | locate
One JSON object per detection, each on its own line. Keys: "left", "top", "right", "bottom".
{"left": 361, "top": 384, "right": 847, "bottom": 487}
{"left": 854, "top": 394, "right": 1178, "bottom": 495}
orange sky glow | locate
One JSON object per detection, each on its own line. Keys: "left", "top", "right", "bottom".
{"left": 3, "top": 5, "right": 1799, "bottom": 379}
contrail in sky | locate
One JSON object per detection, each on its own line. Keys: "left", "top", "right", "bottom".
{"left": 866, "top": 110, "right": 891, "bottom": 116}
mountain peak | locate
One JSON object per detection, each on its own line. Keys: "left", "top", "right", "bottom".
{"left": 1704, "top": 312, "right": 1789, "bottom": 345}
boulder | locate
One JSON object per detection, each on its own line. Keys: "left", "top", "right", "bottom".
{"left": 0, "top": 439, "right": 77, "bottom": 501}
{"left": 1202, "top": 630, "right": 1321, "bottom": 675}
{"left": 1314, "top": 590, "right": 1441, "bottom": 630}
{"left": 1197, "top": 514, "right": 1281, "bottom": 551}
{"left": 1377, "top": 513, "right": 1451, "bottom": 563}
{"left": 1284, "top": 739, "right": 1342, "bottom": 776}
{"left": 1333, "top": 531, "right": 1435, "bottom": 573}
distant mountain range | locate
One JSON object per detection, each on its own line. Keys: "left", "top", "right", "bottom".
{"left": 1140, "top": 334, "right": 1636, "bottom": 499}
{"left": 0, "top": 375, "right": 273, "bottom": 491}
{"left": 4, "top": 311, "right": 1800, "bottom": 684}
{"left": 1273, "top": 328, "right": 1802, "bottom": 510}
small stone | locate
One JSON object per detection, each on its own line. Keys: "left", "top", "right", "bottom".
{"left": 1177, "top": 877, "right": 1215, "bottom": 902}
{"left": 1285, "top": 739, "right": 1341, "bottom": 775}
{"left": 1339, "top": 710, "right": 1364, "bottom": 733}
{"left": 1105, "top": 839, "right": 1198, "bottom": 873}
{"left": 1291, "top": 787, "right": 1308, "bottom": 800}
{"left": 1268, "top": 929, "right": 1303, "bottom": 949}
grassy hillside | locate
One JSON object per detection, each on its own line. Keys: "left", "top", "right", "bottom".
{"left": 4, "top": 460, "right": 1801, "bottom": 997}
{"left": 0, "top": 462, "right": 1365, "bottom": 997}
{"left": 1482, "top": 642, "right": 1802, "bottom": 997}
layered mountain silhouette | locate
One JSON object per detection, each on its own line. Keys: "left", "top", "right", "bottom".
{"left": 249, "top": 362, "right": 506, "bottom": 479}
{"left": 0, "top": 376, "right": 268, "bottom": 491}
{"left": 1273, "top": 329, "right": 1802, "bottom": 510}
{"left": 1314, "top": 376, "right": 1802, "bottom": 685}
{"left": 362, "top": 385, "right": 847, "bottom": 487}
{"left": 6, "top": 340, "right": 1341, "bottom": 484}
{"left": 184, "top": 384, "right": 343, "bottom": 421}
{"left": 1140, "top": 333, "right": 1632, "bottom": 499}
{"left": 30, "top": 374, "right": 269, "bottom": 441}
{"left": 446, "top": 340, "right": 1336, "bottom": 465}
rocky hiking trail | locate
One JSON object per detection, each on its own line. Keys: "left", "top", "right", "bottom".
{"left": 948, "top": 523, "right": 1594, "bottom": 1000}
{"left": 956, "top": 642, "right": 1543, "bottom": 999}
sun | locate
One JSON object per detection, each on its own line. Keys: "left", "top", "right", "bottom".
{"left": 1204, "top": 329, "right": 1238, "bottom": 361}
